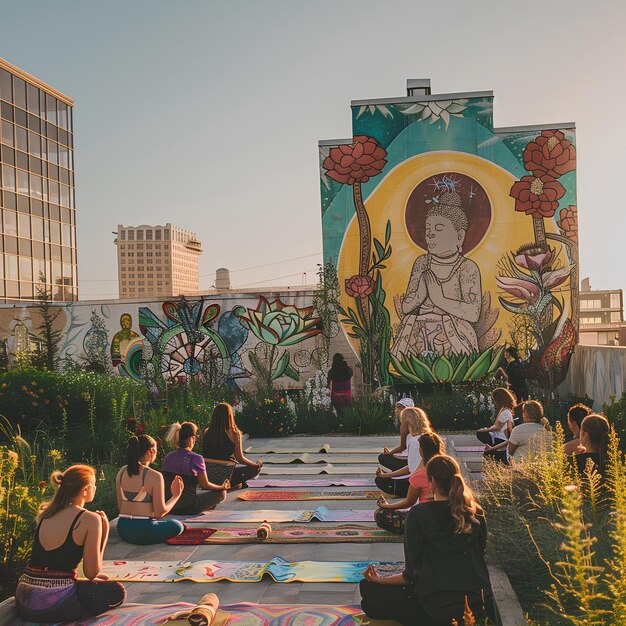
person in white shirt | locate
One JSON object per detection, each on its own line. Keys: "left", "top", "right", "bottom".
{"left": 375, "top": 407, "right": 433, "bottom": 497}
{"left": 378, "top": 398, "right": 415, "bottom": 471}
{"left": 476, "top": 388, "right": 516, "bottom": 463}
{"left": 507, "top": 400, "right": 552, "bottom": 463}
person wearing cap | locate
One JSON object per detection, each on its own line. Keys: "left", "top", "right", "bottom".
{"left": 378, "top": 398, "right": 415, "bottom": 471}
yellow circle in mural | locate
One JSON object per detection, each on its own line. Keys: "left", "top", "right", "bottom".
{"left": 337, "top": 150, "right": 569, "bottom": 355}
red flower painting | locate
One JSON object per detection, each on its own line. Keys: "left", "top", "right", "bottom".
{"left": 523, "top": 130, "right": 576, "bottom": 179}
{"left": 322, "top": 136, "right": 387, "bottom": 186}
{"left": 557, "top": 205, "right": 578, "bottom": 244}
{"left": 509, "top": 174, "right": 566, "bottom": 218}
{"left": 345, "top": 275, "right": 376, "bottom": 298}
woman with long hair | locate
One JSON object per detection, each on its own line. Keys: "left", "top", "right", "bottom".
{"left": 115, "top": 434, "right": 185, "bottom": 545}
{"left": 574, "top": 414, "right": 610, "bottom": 479}
{"left": 476, "top": 387, "right": 516, "bottom": 463}
{"left": 360, "top": 455, "right": 495, "bottom": 625}
{"left": 507, "top": 400, "right": 552, "bottom": 463}
{"left": 15, "top": 465, "right": 126, "bottom": 623}
{"left": 327, "top": 353, "right": 353, "bottom": 414}
{"left": 375, "top": 407, "right": 433, "bottom": 498}
{"left": 378, "top": 398, "right": 415, "bottom": 471}
{"left": 375, "top": 432, "right": 445, "bottom": 535}
{"left": 203, "top": 402, "right": 262, "bottom": 489}
{"left": 161, "top": 422, "right": 228, "bottom": 515}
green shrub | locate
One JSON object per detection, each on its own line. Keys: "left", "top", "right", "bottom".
{"left": 603, "top": 392, "right": 626, "bottom": 447}
{"left": 292, "top": 396, "right": 337, "bottom": 434}
{"left": 338, "top": 396, "right": 394, "bottom": 435}
{"left": 237, "top": 393, "right": 297, "bottom": 437}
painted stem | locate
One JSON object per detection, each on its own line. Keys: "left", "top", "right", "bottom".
{"left": 352, "top": 183, "right": 371, "bottom": 331}
{"left": 533, "top": 217, "right": 546, "bottom": 247}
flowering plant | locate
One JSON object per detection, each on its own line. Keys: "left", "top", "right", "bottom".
{"left": 303, "top": 370, "right": 332, "bottom": 410}
{"left": 235, "top": 392, "right": 297, "bottom": 437}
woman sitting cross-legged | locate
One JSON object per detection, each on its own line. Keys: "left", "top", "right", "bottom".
{"left": 162, "top": 421, "right": 229, "bottom": 516}
{"left": 115, "top": 434, "right": 186, "bottom": 545}
{"left": 16, "top": 465, "right": 126, "bottom": 624}
{"left": 375, "top": 432, "right": 445, "bottom": 535}
{"left": 203, "top": 402, "right": 262, "bottom": 490}
{"left": 378, "top": 398, "right": 415, "bottom": 472}
{"left": 360, "top": 455, "right": 495, "bottom": 626}
{"left": 375, "top": 407, "right": 433, "bottom": 498}
{"left": 476, "top": 387, "right": 516, "bottom": 463}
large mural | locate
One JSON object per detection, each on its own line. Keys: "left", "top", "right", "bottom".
{"left": 320, "top": 91, "right": 578, "bottom": 389}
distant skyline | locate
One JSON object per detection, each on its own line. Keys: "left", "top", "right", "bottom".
{"left": 2, "top": 0, "right": 625, "bottom": 299}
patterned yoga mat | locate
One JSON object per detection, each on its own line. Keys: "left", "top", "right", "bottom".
{"left": 184, "top": 506, "right": 376, "bottom": 524}
{"left": 246, "top": 442, "right": 383, "bottom": 454}
{"left": 166, "top": 524, "right": 402, "bottom": 545}
{"left": 261, "top": 464, "right": 374, "bottom": 475}
{"left": 238, "top": 489, "right": 386, "bottom": 501}
{"left": 454, "top": 445, "right": 488, "bottom": 452}
{"left": 96, "top": 556, "right": 404, "bottom": 583}
{"left": 247, "top": 478, "right": 376, "bottom": 487}
{"left": 21, "top": 602, "right": 382, "bottom": 626}
{"left": 257, "top": 453, "right": 379, "bottom": 464}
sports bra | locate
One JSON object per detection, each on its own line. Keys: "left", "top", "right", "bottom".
{"left": 29, "top": 509, "right": 85, "bottom": 573}
{"left": 121, "top": 466, "right": 153, "bottom": 502}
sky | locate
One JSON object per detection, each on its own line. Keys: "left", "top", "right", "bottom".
{"left": 1, "top": 0, "right": 626, "bottom": 299}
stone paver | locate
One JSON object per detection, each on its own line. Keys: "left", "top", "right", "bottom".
{"left": 106, "top": 435, "right": 402, "bottom": 606}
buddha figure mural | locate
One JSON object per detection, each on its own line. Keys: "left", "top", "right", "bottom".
{"left": 392, "top": 178, "right": 483, "bottom": 358}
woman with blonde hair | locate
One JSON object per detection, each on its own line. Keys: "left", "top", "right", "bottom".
{"left": 203, "top": 403, "right": 262, "bottom": 489}
{"left": 16, "top": 465, "right": 125, "bottom": 623}
{"left": 161, "top": 421, "right": 228, "bottom": 515}
{"left": 375, "top": 407, "right": 433, "bottom": 498}
{"left": 360, "top": 455, "right": 495, "bottom": 625}
{"left": 116, "top": 434, "right": 185, "bottom": 544}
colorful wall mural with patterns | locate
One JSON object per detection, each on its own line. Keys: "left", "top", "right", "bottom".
{"left": 0, "top": 291, "right": 330, "bottom": 390}
{"left": 320, "top": 89, "right": 578, "bottom": 389}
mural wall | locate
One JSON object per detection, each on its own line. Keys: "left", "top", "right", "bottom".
{"left": 320, "top": 91, "right": 578, "bottom": 389}
{"left": 0, "top": 290, "right": 339, "bottom": 390}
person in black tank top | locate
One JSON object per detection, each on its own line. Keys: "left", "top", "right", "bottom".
{"left": 203, "top": 403, "right": 263, "bottom": 488}
{"left": 16, "top": 465, "right": 125, "bottom": 623}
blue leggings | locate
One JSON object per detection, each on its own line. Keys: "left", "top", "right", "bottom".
{"left": 116, "top": 517, "right": 184, "bottom": 545}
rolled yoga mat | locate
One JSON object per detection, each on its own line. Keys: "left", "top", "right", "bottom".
{"left": 256, "top": 522, "right": 271, "bottom": 539}
{"left": 166, "top": 523, "right": 403, "bottom": 545}
{"left": 168, "top": 593, "right": 220, "bottom": 626}
{"left": 238, "top": 489, "right": 388, "bottom": 501}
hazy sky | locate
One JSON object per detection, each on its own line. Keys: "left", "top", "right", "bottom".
{"left": 2, "top": 0, "right": 625, "bottom": 298}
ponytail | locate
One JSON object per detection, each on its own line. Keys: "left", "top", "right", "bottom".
{"left": 126, "top": 434, "right": 156, "bottom": 476}
{"left": 426, "top": 455, "right": 481, "bottom": 535}
{"left": 37, "top": 465, "right": 95, "bottom": 523}
{"left": 166, "top": 421, "right": 197, "bottom": 448}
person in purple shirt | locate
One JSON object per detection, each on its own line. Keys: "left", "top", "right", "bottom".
{"left": 161, "top": 422, "right": 229, "bottom": 515}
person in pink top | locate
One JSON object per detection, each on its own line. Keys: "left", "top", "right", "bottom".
{"left": 375, "top": 432, "right": 445, "bottom": 535}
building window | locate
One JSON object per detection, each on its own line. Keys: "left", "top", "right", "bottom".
{"left": 128, "top": 230, "right": 134, "bottom": 240}
{"left": 120, "top": 231, "right": 125, "bottom": 240}
{"left": 146, "top": 230, "right": 152, "bottom": 240}
{"left": 611, "top": 293, "right": 621, "bottom": 309}
{"left": 611, "top": 312, "right": 622, "bottom": 322}
{"left": 155, "top": 230, "right": 161, "bottom": 240}
{"left": 137, "top": 230, "right": 144, "bottom": 240}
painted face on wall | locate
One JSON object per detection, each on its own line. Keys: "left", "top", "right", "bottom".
{"left": 120, "top": 314, "right": 132, "bottom": 330}
{"left": 425, "top": 215, "right": 465, "bottom": 258}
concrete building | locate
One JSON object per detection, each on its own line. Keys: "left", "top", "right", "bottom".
{"left": 579, "top": 277, "right": 626, "bottom": 346}
{"left": 0, "top": 58, "right": 77, "bottom": 303}
{"left": 116, "top": 223, "right": 201, "bottom": 299}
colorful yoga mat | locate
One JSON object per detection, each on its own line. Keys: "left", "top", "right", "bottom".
{"left": 166, "top": 524, "right": 402, "bottom": 545}
{"left": 184, "top": 506, "right": 376, "bottom": 524}
{"left": 257, "top": 453, "right": 379, "bottom": 464}
{"left": 96, "top": 556, "right": 404, "bottom": 583}
{"left": 246, "top": 478, "right": 376, "bottom": 487}
{"left": 246, "top": 443, "right": 383, "bottom": 454}
{"left": 237, "top": 489, "right": 385, "bottom": 501}
{"left": 261, "top": 464, "right": 374, "bottom": 475}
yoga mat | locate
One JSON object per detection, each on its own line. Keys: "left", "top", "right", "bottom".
{"left": 246, "top": 443, "right": 383, "bottom": 454}
{"left": 257, "top": 453, "right": 379, "bottom": 464}
{"left": 167, "top": 524, "right": 403, "bottom": 545}
{"left": 454, "top": 445, "right": 488, "bottom": 452}
{"left": 261, "top": 464, "right": 374, "bottom": 475}
{"left": 98, "top": 556, "right": 404, "bottom": 583}
{"left": 185, "top": 506, "right": 376, "bottom": 524}
{"left": 247, "top": 477, "right": 376, "bottom": 487}
{"left": 238, "top": 489, "right": 386, "bottom": 501}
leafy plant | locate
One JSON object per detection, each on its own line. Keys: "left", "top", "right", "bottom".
{"left": 236, "top": 392, "right": 297, "bottom": 437}
{"left": 338, "top": 395, "right": 394, "bottom": 435}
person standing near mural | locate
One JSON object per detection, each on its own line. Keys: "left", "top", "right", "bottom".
{"left": 498, "top": 347, "right": 529, "bottom": 402}
{"left": 327, "top": 353, "right": 353, "bottom": 414}
{"left": 393, "top": 187, "right": 482, "bottom": 358}
{"left": 161, "top": 422, "right": 229, "bottom": 515}
{"left": 202, "top": 403, "right": 262, "bottom": 489}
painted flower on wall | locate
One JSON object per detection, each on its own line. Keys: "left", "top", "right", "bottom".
{"left": 514, "top": 245, "right": 553, "bottom": 271}
{"left": 509, "top": 174, "right": 566, "bottom": 218}
{"left": 523, "top": 130, "right": 576, "bottom": 178}
{"left": 398, "top": 99, "right": 468, "bottom": 130}
{"left": 322, "top": 136, "right": 388, "bottom": 186}
{"left": 345, "top": 275, "right": 375, "bottom": 298}
{"left": 557, "top": 205, "right": 578, "bottom": 244}
{"left": 233, "top": 297, "right": 322, "bottom": 347}
{"left": 496, "top": 275, "right": 540, "bottom": 304}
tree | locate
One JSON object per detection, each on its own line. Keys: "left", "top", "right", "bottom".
{"left": 34, "top": 275, "right": 62, "bottom": 371}
{"left": 312, "top": 261, "right": 340, "bottom": 368}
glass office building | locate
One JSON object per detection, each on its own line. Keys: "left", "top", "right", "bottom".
{"left": 0, "top": 58, "right": 77, "bottom": 302}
